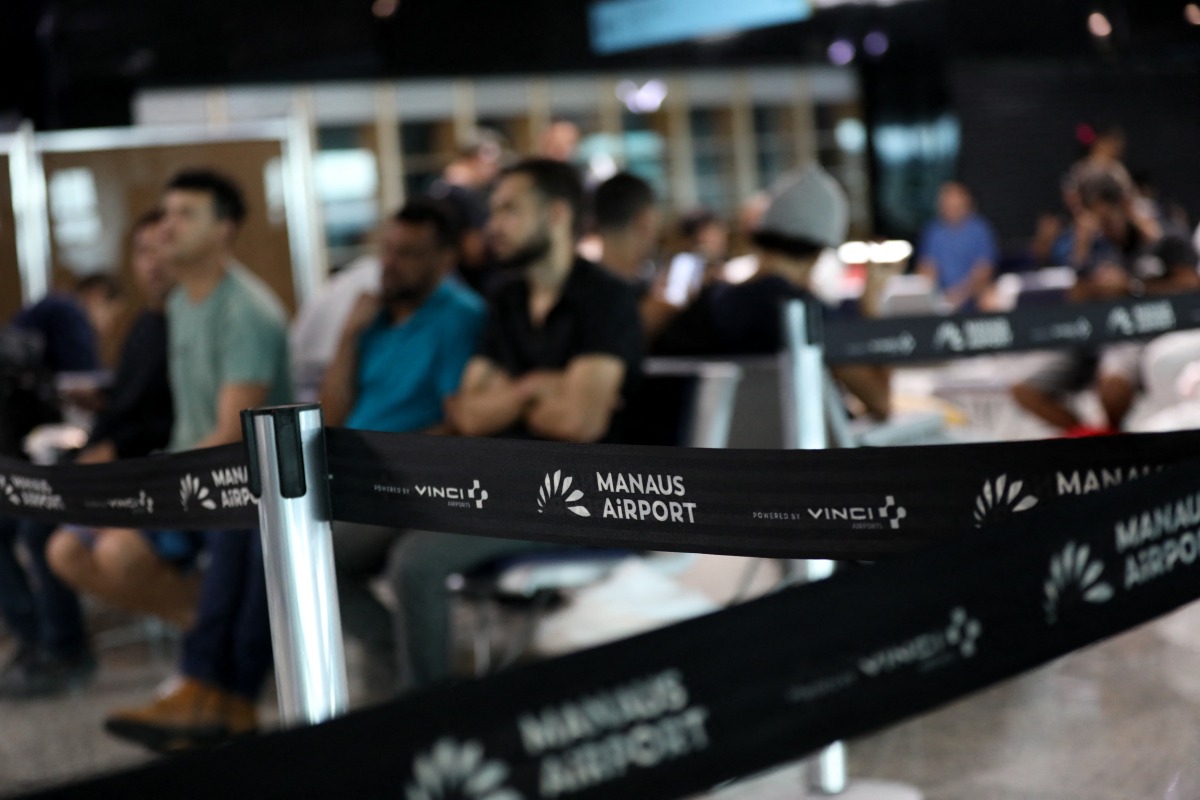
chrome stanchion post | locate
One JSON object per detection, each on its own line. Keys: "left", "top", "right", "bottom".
{"left": 781, "top": 298, "right": 847, "bottom": 796}
{"left": 686, "top": 362, "right": 744, "bottom": 449}
{"left": 781, "top": 298, "right": 828, "bottom": 452}
{"left": 242, "top": 403, "right": 348, "bottom": 726}
{"left": 780, "top": 298, "right": 838, "bottom": 585}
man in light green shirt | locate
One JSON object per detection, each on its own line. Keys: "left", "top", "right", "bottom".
{"left": 106, "top": 168, "right": 290, "bottom": 753}
{"left": 167, "top": 262, "right": 291, "bottom": 452}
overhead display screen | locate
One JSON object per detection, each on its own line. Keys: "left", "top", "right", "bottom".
{"left": 589, "top": 0, "right": 813, "bottom": 55}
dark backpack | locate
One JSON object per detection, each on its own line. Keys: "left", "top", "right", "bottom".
{"left": 0, "top": 325, "right": 61, "bottom": 459}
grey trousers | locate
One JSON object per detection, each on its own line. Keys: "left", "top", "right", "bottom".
{"left": 332, "top": 521, "right": 561, "bottom": 692}
{"left": 331, "top": 521, "right": 403, "bottom": 695}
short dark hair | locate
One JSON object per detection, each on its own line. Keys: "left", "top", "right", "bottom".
{"left": 679, "top": 208, "right": 718, "bottom": 240}
{"left": 500, "top": 158, "right": 585, "bottom": 234}
{"left": 593, "top": 172, "right": 655, "bottom": 233}
{"left": 75, "top": 273, "right": 123, "bottom": 301}
{"left": 131, "top": 208, "right": 163, "bottom": 237}
{"left": 392, "top": 197, "right": 463, "bottom": 250}
{"left": 165, "top": 168, "right": 247, "bottom": 226}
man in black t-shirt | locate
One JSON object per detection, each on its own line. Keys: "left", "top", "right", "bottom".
{"left": 386, "top": 159, "right": 643, "bottom": 690}
{"left": 449, "top": 160, "right": 642, "bottom": 442}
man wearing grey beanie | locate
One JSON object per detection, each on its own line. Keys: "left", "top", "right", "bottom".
{"left": 653, "top": 164, "right": 890, "bottom": 419}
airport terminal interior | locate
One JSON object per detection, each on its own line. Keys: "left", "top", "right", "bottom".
{"left": 2, "top": 0, "right": 1200, "bottom": 797}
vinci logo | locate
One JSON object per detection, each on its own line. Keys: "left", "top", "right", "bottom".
{"left": 99, "top": 490, "right": 156, "bottom": 516}
{"left": 866, "top": 332, "right": 917, "bottom": 357}
{"left": 879, "top": 496, "right": 907, "bottom": 529}
{"left": 806, "top": 496, "right": 906, "bottom": 530}
{"left": 180, "top": 474, "right": 217, "bottom": 512}
{"left": 858, "top": 606, "right": 982, "bottom": 677}
{"left": 404, "top": 736, "right": 522, "bottom": 800}
{"left": 537, "top": 470, "right": 589, "bottom": 517}
{"left": 972, "top": 474, "right": 1038, "bottom": 528}
{"left": 416, "top": 480, "right": 488, "bottom": 509}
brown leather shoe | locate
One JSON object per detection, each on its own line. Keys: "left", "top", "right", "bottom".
{"left": 104, "top": 677, "right": 259, "bottom": 753}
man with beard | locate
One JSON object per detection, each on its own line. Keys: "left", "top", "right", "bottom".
{"left": 385, "top": 158, "right": 643, "bottom": 691}
{"left": 321, "top": 199, "right": 485, "bottom": 698}
{"left": 320, "top": 198, "right": 485, "bottom": 432}
{"left": 448, "top": 158, "right": 643, "bottom": 444}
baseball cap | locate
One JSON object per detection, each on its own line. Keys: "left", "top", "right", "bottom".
{"left": 757, "top": 164, "right": 849, "bottom": 249}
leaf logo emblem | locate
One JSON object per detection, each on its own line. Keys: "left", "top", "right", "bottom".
{"left": 405, "top": 737, "right": 522, "bottom": 800}
{"left": 1044, "top": 541, "right": 1113, "bottom": 624}
{"left": 180, "top": 474, "right": 217, "bottom": 511}
{"left": 537, "top": 469, "right": 589, "bottom": 517}
{"left": 973, "top": 474, "right": 1038, "bottom": 528}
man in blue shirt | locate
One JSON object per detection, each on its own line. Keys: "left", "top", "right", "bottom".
{"left": 321, "top": 198, "right": 485, "bottom": 431}
{"left": 917, "top": 181, "right": 998, "bottom": 311}
{"left": 321, "top": 198, "right": 485, "bottom": 698}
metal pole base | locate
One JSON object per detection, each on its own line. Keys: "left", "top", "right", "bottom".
{"left": 805, "top": 780, "right": 923, "bottom": 800}
{"left": 807, "top": 741, "right": 848, "bottom": 794}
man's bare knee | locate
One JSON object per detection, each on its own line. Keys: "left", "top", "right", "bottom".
{"left": 47, "top": 529, "right": 91, "bottom": 583}
{"left": 93, "top": 529, "right": 160, "bottom": 583}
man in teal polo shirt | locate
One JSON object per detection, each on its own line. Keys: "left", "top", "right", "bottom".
{"left": 106, "top": 168, "right": 291, "bottom": 752}
{"left": 321, "top": 198, "right": 485, "bottom": 698}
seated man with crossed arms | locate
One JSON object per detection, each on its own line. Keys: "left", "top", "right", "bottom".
{"left": 388, "top": 158, "right": 644, "bottom": 691}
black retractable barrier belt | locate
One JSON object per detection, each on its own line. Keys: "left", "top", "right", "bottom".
{"left": 0, "top": 445, "right": 256, "bottom": 530}
{"left": 7, "top": 428, "right": 1200, "bottom": 561}
{"left": 21, "top": 458, "right": 1200, "bottom": 800}
{"left": 823, "top": 291, "right": 1200, "bottom": 364}
{"left": 328, "top": 426, "right": 1200, "bottom": 559}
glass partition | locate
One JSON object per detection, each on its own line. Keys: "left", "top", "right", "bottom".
{"left": 26, "top": 121, "right": 322, "bottom": 320}
{"left": 315, "top": 124, "right": 382, "bottom": 270}
{"left": 40, "top": 135, "right": 294, "bottom": 317}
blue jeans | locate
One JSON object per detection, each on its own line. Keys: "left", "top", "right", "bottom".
{"left": 179, "top": 529, "right": 273, "bottom": 700}
{"left": 0, "top": 516, "right": 87, "bottom": 657}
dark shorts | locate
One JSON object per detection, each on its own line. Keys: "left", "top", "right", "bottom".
{"left": 1022, "top": 344, "right": 1143, "bottom": 397}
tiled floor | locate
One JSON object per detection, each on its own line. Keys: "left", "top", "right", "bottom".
{"left": 4, "top": 589, "right": 1200, "bottom": 799}
{"left": 701, "top": 601, "right": 1200, "bottom": 800}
